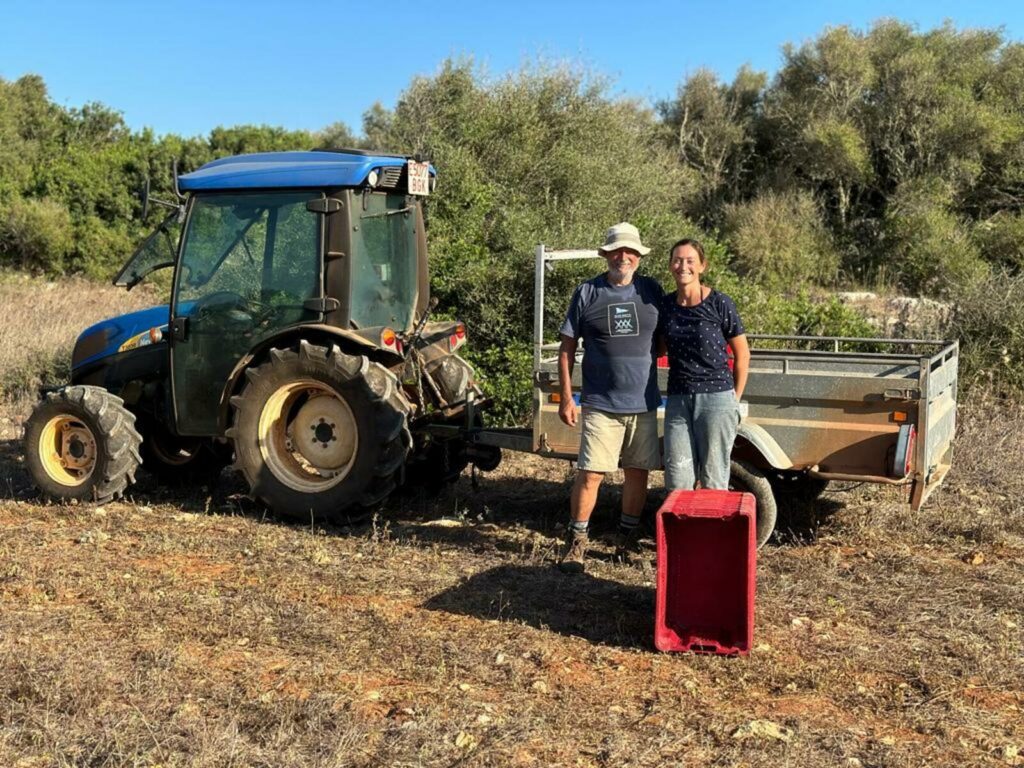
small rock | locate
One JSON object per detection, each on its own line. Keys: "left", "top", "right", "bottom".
{"left": 92, "top": 507, "right": 107, "bottom": 517}
{"left": 494, "top": 652, "right": 508, "bottom": 665}
{"left": 458, "top": 683, "right": 472, "bottom": 692}
{"left": 880, "top": 735, "right": 896, "bottom": 746}
{"left": 476, "top": 714, "right": 493, "bottom": 725}
{"left": 1004, "top": 744, "right": 1019, "bottom": 762}
{"left": 965, "top": 552, "right": 985, "bottom": 566}
{"left": 531, "top": 680, "right": 548, "bottom": 694}
{"left": 608, "top": 705, "right": 625, "bottom": 715}
{"left": 455, "top": 731, "right": 477, "bottom": 750}
{"left": 365, "top": 690, "right": 381, "bottom": 701}
{"left": 731, "top": 720, "right": 793, "bottom": 743}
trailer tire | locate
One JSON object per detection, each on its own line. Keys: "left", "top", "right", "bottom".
{"left": 24, "top": 385, "right": 142, "bottom": 503}
{"left": 227, "top": 341, "right": 411, "bottom": 525}
{"left": 768, "top": 470, "right": 829, "bottom": 501}
{"left": 729, "top": 460, "right": 778, "bottom": 548}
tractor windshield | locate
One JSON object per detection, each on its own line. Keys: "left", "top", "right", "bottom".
{"left": 113, "top": 212, "right": 181, "bottom": 292}
{"left": 350, "top": 192, "right": 418, "bottom": 331}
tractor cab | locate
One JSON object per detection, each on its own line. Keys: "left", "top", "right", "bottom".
{"left": 117, "top": 150, "right": 434, "bottom": 435}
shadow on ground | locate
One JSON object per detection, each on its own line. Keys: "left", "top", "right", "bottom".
{"left": 423, "top": 563, "right": 654, "bottom": 649}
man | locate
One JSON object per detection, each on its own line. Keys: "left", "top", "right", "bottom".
{"left": 557, "top": 222, "right": 663, "bottom": 572}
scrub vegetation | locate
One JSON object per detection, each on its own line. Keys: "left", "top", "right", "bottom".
{"left": 4, "top": 20, "right": 1024, "bottom": 416}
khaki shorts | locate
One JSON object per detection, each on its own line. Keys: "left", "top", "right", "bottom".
{"left": 577, "top": 407, "right": 661, "bottom": 473}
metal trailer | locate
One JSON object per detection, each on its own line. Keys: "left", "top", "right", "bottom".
{"left": 442, "top": 245, "right": 958, "bottom": 536}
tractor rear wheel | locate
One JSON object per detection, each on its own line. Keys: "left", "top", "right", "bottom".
{"left": 228, "top": 341, "right": 411, "bottom": 524}
{"left": 24, "top": 385, "right": 142, "bottom": 503}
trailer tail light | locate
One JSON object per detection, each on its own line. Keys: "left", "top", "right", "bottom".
{"left": 381, "top": 328, "right": 402, "bottom": 354}
{"left": 149, "top": 327, "right": 163, "bottom": 344}
{"left": 892, "top": 424, "right": 916, "bottom": 478}
{"left": 449, "top": 323, "right": 466, "bottom": 352}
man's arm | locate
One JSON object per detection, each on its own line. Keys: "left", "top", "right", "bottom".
{"left": 558, "top": 333, "right": 579, "bottom": 426}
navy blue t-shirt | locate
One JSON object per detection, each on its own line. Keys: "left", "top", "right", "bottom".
{"left": 659, "top": 289, "right": 745, "bottom": 395}
{"left": 560, "top": 274, "right": 663, "bottom": 413}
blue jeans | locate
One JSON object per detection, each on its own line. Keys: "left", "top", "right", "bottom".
{"left": 664, "top": 390, "right": 741, "bottom": 491}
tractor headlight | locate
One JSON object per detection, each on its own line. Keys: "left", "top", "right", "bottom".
{"left": 367, "top": 169, "right": 380, "bottom": 188}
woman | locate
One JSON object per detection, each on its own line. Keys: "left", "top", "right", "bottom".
{"left": 659, "top": 239, "right": 750, "bottom": 491}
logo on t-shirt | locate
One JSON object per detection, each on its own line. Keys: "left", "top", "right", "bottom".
{"left": 608, "top": 302, "right": 639, "bottom": 336}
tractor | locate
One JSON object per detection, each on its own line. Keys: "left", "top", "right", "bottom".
{"left": 24, "top": 149, "right": 500, "bottom": 522}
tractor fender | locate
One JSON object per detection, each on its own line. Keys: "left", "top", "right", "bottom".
{"left": 216, "top": 325, "right": 389, "bottom": 431}
{"left": 735, "top": 421, "right": 793, "bottom": 470}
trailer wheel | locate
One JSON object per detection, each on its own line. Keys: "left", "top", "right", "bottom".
{"left": 729, "top": 460, "right": 778, "bottom": 548}
{"left": 24, "top": 385, "right": 142, "bottom": 503}
{"left": 228, "top": 341, "right": 411, "bottom": 524}
{"left": 768, "top": 470, "right": 829, "bottom": 501}
{"left": 138, "top": 416, "right": 231, "bottom": 487}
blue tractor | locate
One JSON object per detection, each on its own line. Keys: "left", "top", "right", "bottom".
{"left": 23, "top": 150, "right": 500, "bottom": 521}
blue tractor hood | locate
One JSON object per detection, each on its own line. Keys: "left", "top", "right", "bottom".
{"left": 72, "top": 305, "right": 172, "bottom": 372}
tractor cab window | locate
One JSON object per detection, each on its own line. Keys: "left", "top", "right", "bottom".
{"left": 171, "top": 191, "right": 320, "bottom": 434}
{"left": 114, "top": 212, "right": 181, "bottom": 295}
{"left": 350, "top": 192, "right": 417, "bottom": 331}
{"left": 176, "top": 192, "right": 319, "bottom": 317}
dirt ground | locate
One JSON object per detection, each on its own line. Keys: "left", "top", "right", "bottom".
{"left": 0, "top": 397, "right": 1022, "bottom": 768}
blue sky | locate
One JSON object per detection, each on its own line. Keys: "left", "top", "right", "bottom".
{"left": 1, "top": 1, "right": 1021, "bottom": 139}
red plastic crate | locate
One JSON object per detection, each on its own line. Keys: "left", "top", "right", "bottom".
{"left": 655, "top": 489, "right": 757, "bottom": 655}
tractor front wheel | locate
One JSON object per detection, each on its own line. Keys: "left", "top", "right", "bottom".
{"left": 228, "top": 341, "right": 411, "bottom": 524}
{"left": 24, "top": 386, "right": 142, "bottom": 503}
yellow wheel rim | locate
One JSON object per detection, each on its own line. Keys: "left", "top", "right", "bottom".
{"left": 257, "top": 379, "right": 357, "bottom": 493}
{"left": 38, "top": 415, "right": 97, "bottom": 487}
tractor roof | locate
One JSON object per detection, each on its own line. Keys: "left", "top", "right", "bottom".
{"left": 178, "top": 150, "right": 434, "bottom": 192}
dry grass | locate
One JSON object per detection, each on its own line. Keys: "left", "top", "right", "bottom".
{"left": 0, "top": 275, "right": 1021, "bottom": 766}
{"left": 0, "top": 272, "right": 159, "bottom": 403}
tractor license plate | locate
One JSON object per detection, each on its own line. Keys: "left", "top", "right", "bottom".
{"left": 407, "top": 160, "right": 430, "bottom": 196}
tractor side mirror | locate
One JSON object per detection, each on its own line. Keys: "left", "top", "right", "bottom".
{"left": 140, "top": 177, "right": 151, "bottom": 220}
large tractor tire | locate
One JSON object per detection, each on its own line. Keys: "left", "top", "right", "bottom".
{"left": 227, "top": 341, "right": 412, "bottom": 524}
{"left": 138, "top": 416, "right": 232, "bottom": 487}
{"left": 729, "top": 460, "right": 778, "bottom": 549}
{"left": 24, "top": 385, "right": 142, "bottom": 503}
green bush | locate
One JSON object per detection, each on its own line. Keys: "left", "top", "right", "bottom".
{"left": 722, "top": 190, "right": 840, "bottom": 291}
{"left": 72, "top": 215, "right": 135, "bottom": 280}
{"left": 973, "top": 212, "right": 1024, "bottom": 272}
{"left": 950, "top": 270, "right": 1024, "bottom": 396}
{"left": 883, "top": 177, "right": 989, "bottom": 295}
{"left": 0, "top": 197, "right": 73, "bottom": 273}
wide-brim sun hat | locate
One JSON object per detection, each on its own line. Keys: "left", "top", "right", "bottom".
{"left": 598, "top": 221, "right": 651, "bottom": 256}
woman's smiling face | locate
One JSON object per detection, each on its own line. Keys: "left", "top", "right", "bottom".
{"left": 670, "top": 243, "right": 706, "bottom": 287}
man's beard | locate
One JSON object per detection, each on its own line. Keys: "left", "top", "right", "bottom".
{"left": 608, "top": 263, "right": 636, "bottom": 282}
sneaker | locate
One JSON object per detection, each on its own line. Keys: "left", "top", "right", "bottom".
{"left": 558, "top": 530, "right": 589, "bottom": 573}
